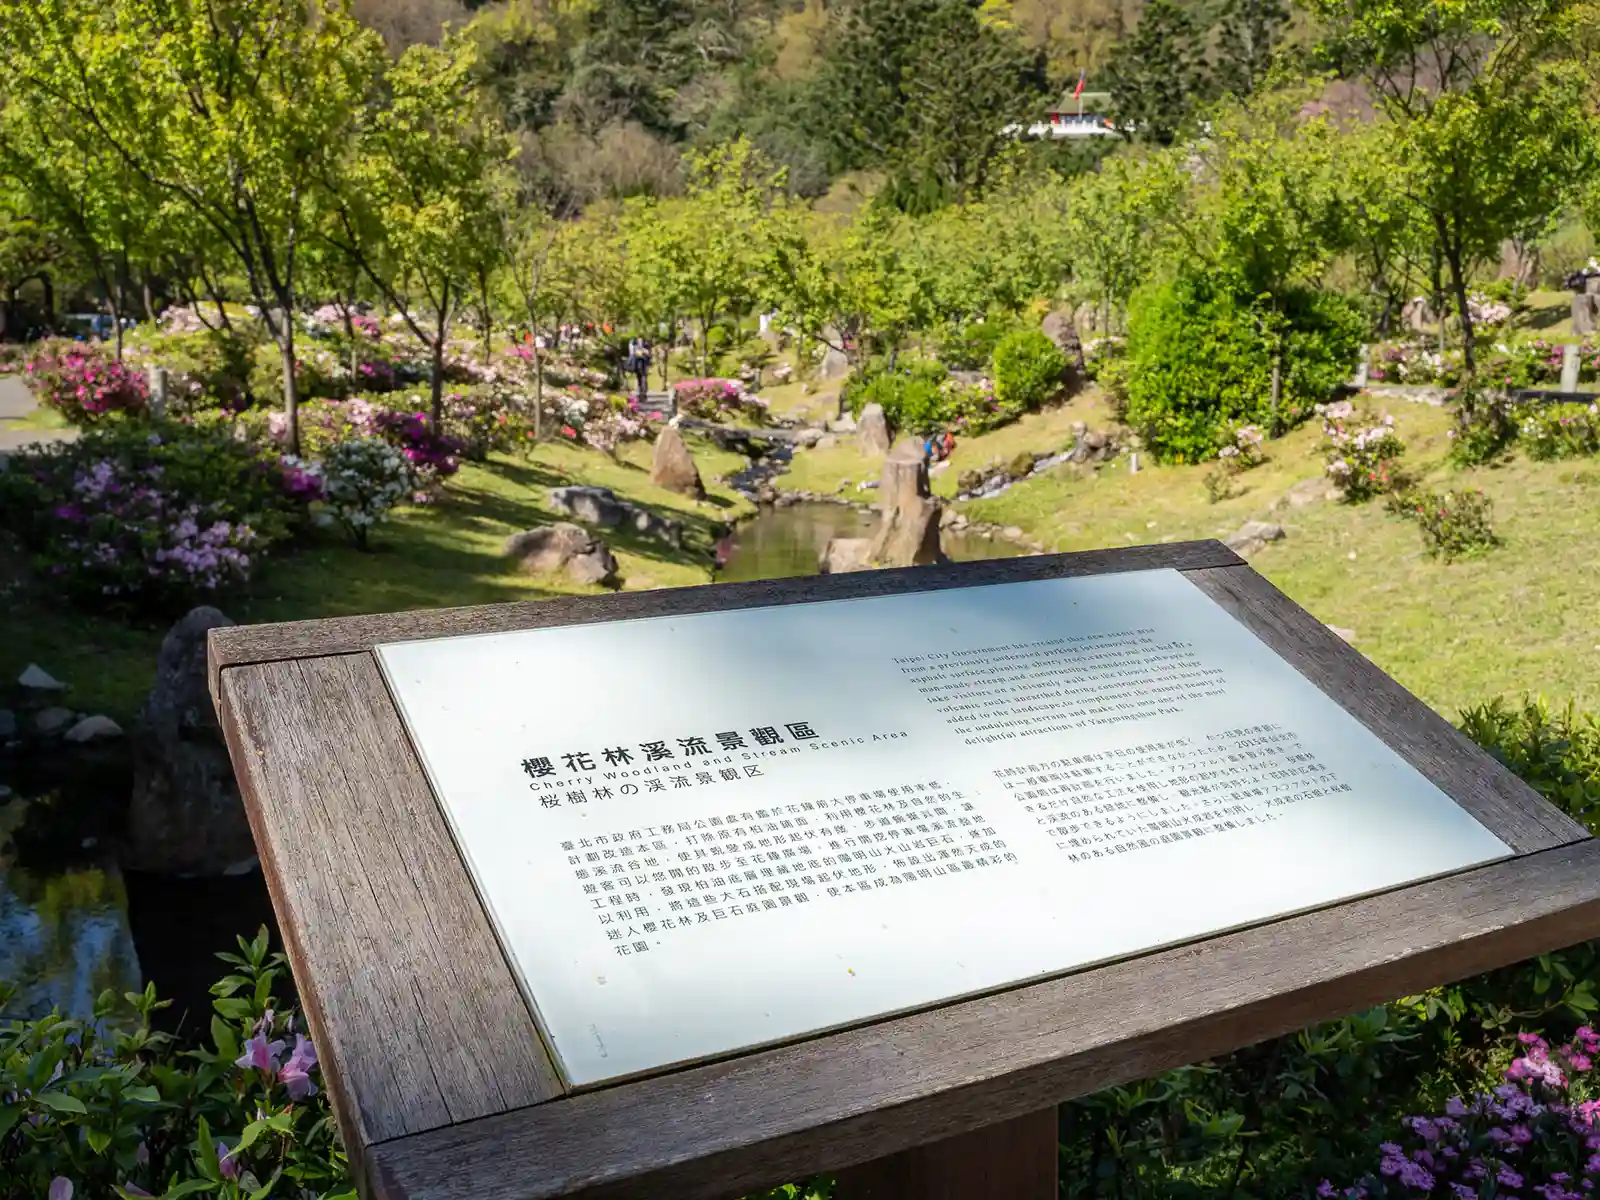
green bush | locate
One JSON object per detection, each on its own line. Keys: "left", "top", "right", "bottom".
{"left": 933, "top": 318, "right": 1017, "bottom": 372}
{"left": 1124, "top": 274, "right": 1363, "bottom": 463}
{"left": 990, "top": 328, "right": 1068, "bottom": 413}
{"left": 847, "top": 358, "right": 951, "bottom": 434}
{"left": 1446, "top": 384, "right": 1518, "bottom": 467}
{"left": 1386, "top": 486, "right": 1499, "bottom": 561}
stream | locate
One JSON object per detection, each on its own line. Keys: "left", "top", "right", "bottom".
{"left": 716, "top": 501, "right": 1021, "bottom": 582}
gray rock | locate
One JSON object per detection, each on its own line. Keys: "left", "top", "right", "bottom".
{"left": 867, "top": 442, "right": 944, "bottom": 568}
{"left": 506, "top": 523, "right": 621, "bottom": 588}
{"left": 1224, "top": 520, "right": 1286, "bottom": 557}
{"left": 0, "top": 709, "right": 14, "bottom": 739}
{"left": 65, "top": 714, "right": 123, "bottom": 743}
{"left": 1327, "top": 625, "right": 1358, "bottom": 644}
{"left": 630, "top": 508, "right": 684, "bottom": 548}
{"left": 0, "top": 784, "right": 11, "bottom": 801}
{"left": 819, "top": 537, "right": 873, "bottom": 574}
{"left": 18, "top": 663, "right": 66, "bottom": 691}
{"left": 816, "top": 434, "right": 839, "bottom": 450}
{"left": 857, "top": 403, "right": 891, "bottom": 455}
{"left": 818, "top": 346, "right": 851, "bottom": 381}
{"left": 829, "top": 414, "right": 858, "bottom": 434}
{"left": 548, "top": 485, "right": 626, "bottom": 529}
{"left": 36, "top": 706, "right": 75, "bottom": 735}
{"left": 794, "top": 428, "right": 824, "bottom": 449}
{"left": 1002, "top": 526, "right": 1025, "bottom": 540}
{"left": 650, "top": 426, "right": 705, "bottom": 498}
{"left": 1276, "top": 477, "right": 1336, "bottom": 510}
{"left": 126, "top": 606, "right": 254, "bottom": 875}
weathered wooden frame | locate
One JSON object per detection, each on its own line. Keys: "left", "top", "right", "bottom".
{"left": 209, "top": 541, "right": 1600, "bottom": 1200}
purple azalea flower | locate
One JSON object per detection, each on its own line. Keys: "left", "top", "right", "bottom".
{"left": 235, "top": 1033, "right": 285, "bottom": 1077}
{"left": 279, "top": 1033, "right": 319, "bottom": 1100}
{"left": 48, "top": 1179, "right": 73, "bottom": 1200}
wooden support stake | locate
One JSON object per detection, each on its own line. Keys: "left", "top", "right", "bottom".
{"left": 834, "top": 1107, "right": 1058, "bottom": 1200}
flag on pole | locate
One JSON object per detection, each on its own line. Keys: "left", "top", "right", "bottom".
{"left": 1073, "top": 69, "right": 1086, "bottom": 100}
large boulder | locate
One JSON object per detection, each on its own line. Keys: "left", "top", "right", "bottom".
{"left": 818, "top": 346, "right": 851, "bottom": 381}
{"left": 819, "top": 537, "right": 873, "bottom": 574}
{"left": 125, "top": 606, "right": 255, "bottom": 876}
{"left": 650, "top": 426, "right": 705, "bottom": 498}
{"left": 868, "top": 497, "right": 943, "bottom": 567}
{"left": 505, "top": 523, "right": 621, "bottom": 588}
{"left": 548, "top": 485, "right": 627, "bottom": 528}
{"left": 857, "top": 403, "right": 892, "bottom": 456}
{"left": 1041, "top": 310, "right": 1088, "bottom": 391}
{"left": 867, "top": 440, "right": 944, "bottom": 568}
{"left": 1401, "top": 298, "right": 1435, "bottom": 332}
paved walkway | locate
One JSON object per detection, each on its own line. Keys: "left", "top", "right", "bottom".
{"left": 0, "top": 374, "right": 77, "bottom": 452}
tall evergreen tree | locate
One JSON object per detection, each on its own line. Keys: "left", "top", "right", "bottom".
{"left": 1210, "top": 0, "right": 1288, "bottom": 99}
{"left": 1102, "top": 0, "right": 1209, "bottom": 145}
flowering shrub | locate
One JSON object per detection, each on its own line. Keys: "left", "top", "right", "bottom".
{"left": 1447, "top": 385, "right": 1518, "bottom": 467}
{"left": 1466, "top": 292, "right": 1514, "bottom": 327}
{"left": 1368, "top": 341, "right": 1464, "bottom": 387}
{"left": 1387, "top": 487, "right": 1498, "bottom": 561}
{"left": 1520, "top": 402, "right": 1600, "bottom": 461}
{"left": 0, "top": 423, "right": 303, "bottom": 609}
{"left": 444, "top": 390, "right": 529, "bottom": 460}
{"left": 24, "top": 344, "right": 148, "bottom": 425}
{"left": 371, "top": 407, "right": 462, "bottom": 500}
{"left": 672, "top": 378, "right": 743, "bottom": 419}
{"left": 318, "top": 437, "right": 414, "bottom": 549}
{"left": 1318, "top": 1028, "right": 1600, "bottom": 1198}
{"left": 0, "top": 929, "right": 351, "bottom": 1200}
{"left": 1319, "top": 401, "right": 1407, "bottom": 501}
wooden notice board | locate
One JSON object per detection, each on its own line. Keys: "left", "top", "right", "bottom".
{"left": 209, "top": 542, "right": 1600, "bottom": 1200}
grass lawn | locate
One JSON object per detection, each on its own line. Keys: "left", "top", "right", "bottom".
{"left": 964, "top": 397, "right": 1600, "bottom": 718}
{"left": 0, "top": 433, "right": 754, "bottom": 722}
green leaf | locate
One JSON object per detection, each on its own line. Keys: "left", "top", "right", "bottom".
{"left": 212, "top": 998, "right": 253, "bottom": 1022}
{"left": 0, "top": 1104, "right": 23, "bottom": 1140}
{"left": 35, "top": 1090, "right": 87, "bottom": 1114}
{"left": 211, "top": 1015, "right": 239, "bottom": 1060}
{"left": 124, "top": 1084, "right": 161, "bottom": 1104}
{"left": 161, "top": 1181, "right": 217, "bottom": 1200}
{"left": 87, "top": 1127, "right": 112, "bottom": 1153}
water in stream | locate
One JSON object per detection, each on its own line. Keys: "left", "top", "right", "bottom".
{"left": 716, "top": 501, "right": 1020, "bottom": 582}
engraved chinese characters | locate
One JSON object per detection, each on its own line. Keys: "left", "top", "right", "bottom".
{"left": 377, "top": 569, "right": 1511, "bottom": 1088}
{"left": 567, "top": 781, "right": 1013, "bottom": 959}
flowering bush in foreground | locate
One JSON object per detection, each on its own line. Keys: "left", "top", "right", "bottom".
{"left": 318, "top": 438, "right": 414, "bottom": 549}
{"left": 25, "top": 344, "right": 149, "bottom": 425}
{"left": 0, "top": 929, "right": 350, "bottom": 1200}
{"left": 1319, "top": 401, "right": 1406, "bottom": 501}
{"left": 0, "top": 423, "right": 304, "bottom": 609}
{"left": 1319, "top": 1028, "right": 1600, "bottom": 1198}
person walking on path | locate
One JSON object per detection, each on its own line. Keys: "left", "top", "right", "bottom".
{"left": 627, "top": 336, "right": 652, "bottom": 402}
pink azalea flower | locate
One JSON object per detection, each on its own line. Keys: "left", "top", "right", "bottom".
{"left": 217, "top": 1142, "right": 240, "bottom": 1180}
{"left": 48, "top": 1178, "right": 73, "bottom": 1200}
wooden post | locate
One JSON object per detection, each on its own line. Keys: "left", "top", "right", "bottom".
{"left": 835, "top": 1107, "right": 1058, "bottom": 1200}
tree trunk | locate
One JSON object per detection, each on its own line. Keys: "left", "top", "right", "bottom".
{"left": 533, "top": 346, "right": 544, "bottom": 443}
{"left": 106, "top": 289, "right": 124, "bottom": 361}
{"left": 1269, "top": 353, "right": 1282, "bottom": 437}
{"left": 430, "top": 331, "right": 447, "bottom": 432}
{"left": 1445, "top": 248, "right": 1476, "bottom": 374}
{"left": 41, "top": 272, "right": 54, "bottom": 325}
{"left": 278, "top": 329, "right": 301, "bottom": 456}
